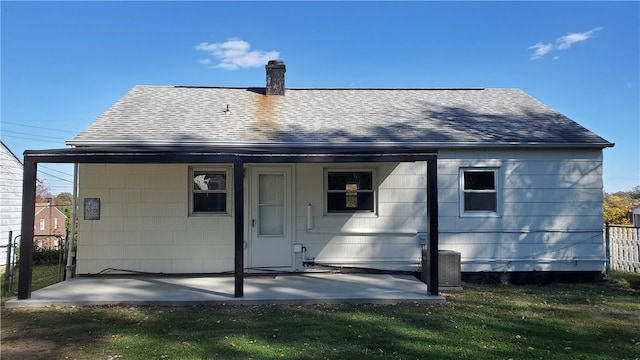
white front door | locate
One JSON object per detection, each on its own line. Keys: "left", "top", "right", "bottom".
{"left": 249, "top": 166, "right": 292, "bottom": 269}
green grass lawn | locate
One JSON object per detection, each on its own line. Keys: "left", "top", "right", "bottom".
{"left": 2, "top": 271, "right": 639, "bottom": 360}
{"left": 1, "top": 264, "right": 61, "bottom": 304}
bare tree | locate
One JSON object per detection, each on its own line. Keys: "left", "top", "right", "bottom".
{"left": 36, "top": 180, "right": 53, "bottom": 203}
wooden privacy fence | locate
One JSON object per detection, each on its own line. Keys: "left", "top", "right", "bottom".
{"left": 606, "top": 224, "right": 640, "bottom": 273}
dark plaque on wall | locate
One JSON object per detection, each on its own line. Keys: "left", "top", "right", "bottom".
{"left": 84, "top": 198, "right": 101, "bottom": 220}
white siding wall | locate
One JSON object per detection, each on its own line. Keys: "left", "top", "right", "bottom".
{"left": 76, "top": 149, "right": 605, "bottom": 274}
{"left": 438, "top": 149, "right": 605, "bottom": 272}
{"left": 76, "top": 164, "right": 234, "bottom": 274}
{"left": 0, "top": 144, "right": 23, "bottom": 265}
{"left": 294, "top": 162, "right": 427, "bottom": 271}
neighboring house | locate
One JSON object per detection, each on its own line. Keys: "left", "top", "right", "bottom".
{"left": 34, "top": 201, "right": 68, "bottom": 249}
{"left": 17, "top": 60, "right": 613, "bottom": 298}
{"left": 632, "top": 207, "right": 640, "bottom": 227}
{"left": 0, "top": 141, "right": 23, "bottom": 266}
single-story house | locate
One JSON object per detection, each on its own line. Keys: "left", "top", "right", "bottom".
{"left": 17, "top": 60, "right": 613, "bottom": 299}
{"left": 1, "top": 141, "right": 23, "bottom": 267}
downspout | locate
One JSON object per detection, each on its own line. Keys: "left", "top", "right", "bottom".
{"left": 65, "top": 163, "right": 78, "bottom": 280}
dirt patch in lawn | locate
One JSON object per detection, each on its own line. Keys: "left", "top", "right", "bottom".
{"left": 1, "top": 329, "right": 56, "bottom": 359}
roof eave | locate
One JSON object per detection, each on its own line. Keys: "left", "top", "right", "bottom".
{"left": 65, "top": 140, "right": 615, "bottom": 150}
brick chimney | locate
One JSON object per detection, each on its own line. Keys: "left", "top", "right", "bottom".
{"left": 265, "top": 60, "right": 286, "bottom": 95}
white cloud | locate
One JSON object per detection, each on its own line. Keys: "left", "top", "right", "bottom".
{"left": 528, "top": 27, "right": 603, "bottom": 60}
{"left": 195, "top": 38, "right": 280, "bottom": 70}
{"left": 528, "top": 43, "right": 553, "bottom": 60}
{"left": 556, "top": 27, "right": 603, "bottom": 50}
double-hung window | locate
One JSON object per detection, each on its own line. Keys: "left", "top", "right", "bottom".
{"left": 326, "top": 170, "right": 375, "bottom": 213}
{"left": 190, "top": 168, "right": 230, "bottom": 215}
{"left": 460, "top": 168, "right": 499, "bottom": 216}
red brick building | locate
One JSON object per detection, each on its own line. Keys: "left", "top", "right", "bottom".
{"left": 34, "top": 201, "right": 67, "bottom": 249}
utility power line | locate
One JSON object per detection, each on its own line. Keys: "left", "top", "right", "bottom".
{"left": 2, "top": 130, "right": 68, "bottom": 141}
{"left": 40, "top": 165, "right": 73, "bottom": 177}
{"left": 38, "top": 170, "right": 74, "bottom": 183}
{"left": 0, "top": 134, "right": 66, "bottom": 144}
{"left": 2, "top": 121, "right": 83, "bottom": 134}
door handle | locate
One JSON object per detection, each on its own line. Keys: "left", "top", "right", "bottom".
{"left": 252, "top": 219, "right": 255, "bottom": 228}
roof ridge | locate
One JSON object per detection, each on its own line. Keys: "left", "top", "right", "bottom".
{"left": 171, "top": 85, "right": 488, "bottom": 91}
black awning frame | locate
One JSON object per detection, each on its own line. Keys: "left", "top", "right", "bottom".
{"left": 18, "top": 146, "right": 440, "bottom": 299}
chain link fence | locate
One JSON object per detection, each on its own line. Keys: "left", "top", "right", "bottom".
{"left": 2, "top": 231, "right": 69, "bottom": 298}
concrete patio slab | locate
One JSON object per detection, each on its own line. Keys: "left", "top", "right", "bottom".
{"left": 5, "top": 273, "right": 445, "bottom": 308}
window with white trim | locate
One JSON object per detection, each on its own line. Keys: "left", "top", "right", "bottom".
{"left": 460, "top": 168, "right": 498, "bottom": 216}
{"left": 326, "top": 170, "right": 375, "bottom": 213}
{"left": 39, "top": 218, "right": 46, "bottom": 231}
{"left": 190, "top": 167, "right": 230, "bottom": 215}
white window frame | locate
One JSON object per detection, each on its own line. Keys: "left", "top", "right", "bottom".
{"left": 39, "top": 218, "right": 46, "bottom": 231}
{"left": 459, "top": 168, "right": 500, "bottom": 217}
{"left": 189, "top": 166, "right": 232, "bottom": 216}
{"left": 324, "top": 168, "right": 377, "bottom": 215}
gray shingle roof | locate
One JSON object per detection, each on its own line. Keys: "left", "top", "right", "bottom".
{"left": 68, "top": 86, "right": 612, "bottom": 148}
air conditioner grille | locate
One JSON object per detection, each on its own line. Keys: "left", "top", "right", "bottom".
{"left": 421, "top": 250, "right": 461, "bottom": 288}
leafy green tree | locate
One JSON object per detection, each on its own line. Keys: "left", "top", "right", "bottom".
{"left": 56, "top": 192, "right": 73, "bottom": 205}
{"left": 55, "top": 192, "right": 74, "bottom": 231}
{"left": 604, "top": 203, "right": 630, "bottom": 224}
{"left": 603, "top": 188, "right": 639, "bottom": 224}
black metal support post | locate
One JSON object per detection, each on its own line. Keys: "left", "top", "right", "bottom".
{"left": 233, "top": 159, "right": 245, "bottom": 297}
{"left": 427, "top": 158, "right": 439, "bottom": 296}
{"left": 18, "top": 160, "right": 37, "bottom": 299}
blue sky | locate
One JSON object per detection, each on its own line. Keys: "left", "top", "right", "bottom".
{"left": 1, "top": 1, "right": 638, "bottom": 194}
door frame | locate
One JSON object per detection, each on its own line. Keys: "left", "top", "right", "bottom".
{"left": 246, "top": 165, "right": 295, "bottom": 270}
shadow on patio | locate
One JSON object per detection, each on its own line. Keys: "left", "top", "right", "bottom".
{"left": 5, "top": 273, "right": 445, "bottom": 308}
